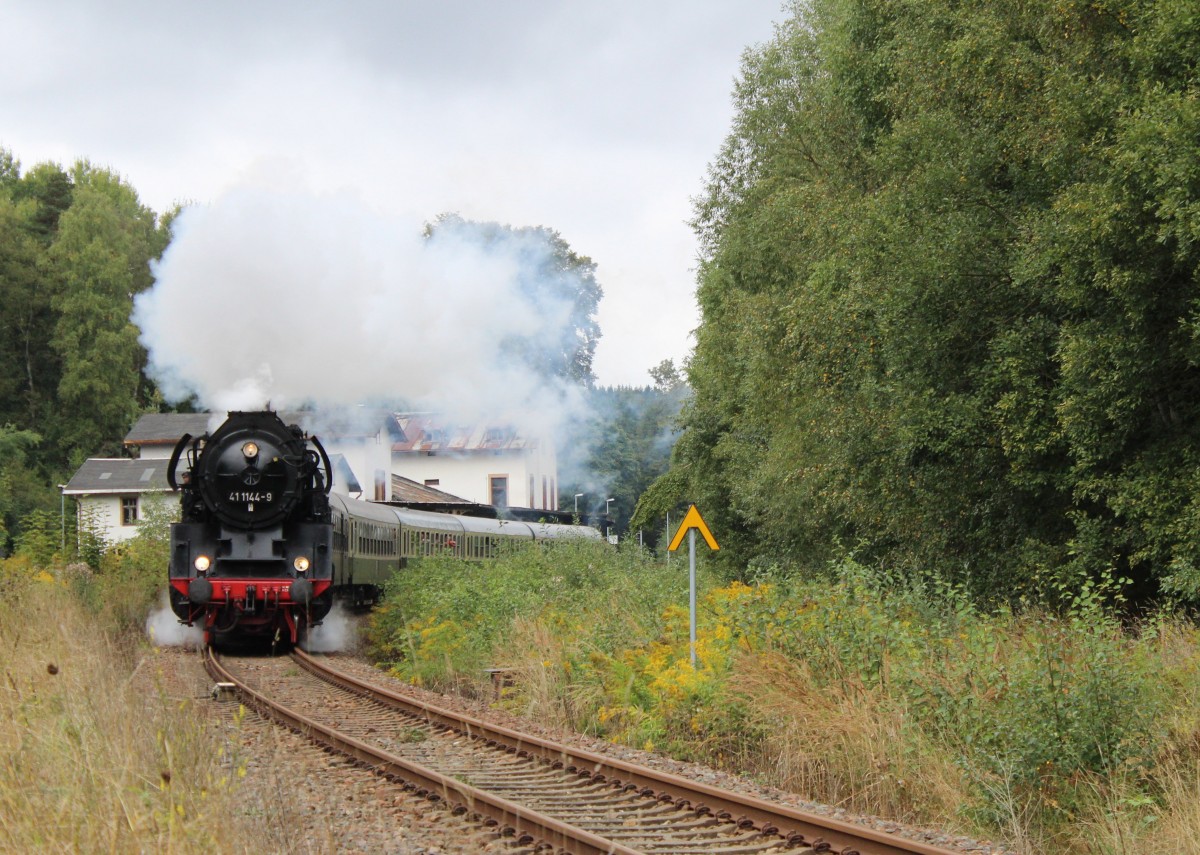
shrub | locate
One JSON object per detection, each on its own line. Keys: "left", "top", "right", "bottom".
{"left": 366, "top": 547, "right": 1200, "bottom": 850}
{"left": 366, "top": 539, "right": 691, "bottom": 695}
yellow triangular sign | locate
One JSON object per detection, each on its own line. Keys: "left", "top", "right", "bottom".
{"left": 668, "top": 505, "right": 719, "bottom": 552}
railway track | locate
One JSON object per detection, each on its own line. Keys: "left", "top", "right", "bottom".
{"left": 206, "top": 649, "right": 963, "bottom": 855}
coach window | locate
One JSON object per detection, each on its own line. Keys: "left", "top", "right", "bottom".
{"left": 490, "top": 475, "right": 508, "bottom": 508}
{"left": 121, "top": 496, "right": 138, "bottom": 526}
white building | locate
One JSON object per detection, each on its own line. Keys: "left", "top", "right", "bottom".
{"left": 391, "top": 414, "right": 558, "bottom": 511}
{"left": 61, "top": 458, "right": 177, "bottom": 545}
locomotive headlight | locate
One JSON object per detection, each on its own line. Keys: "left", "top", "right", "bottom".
{"left": 242, "top": 441, "right": 259, "bottom": 459}
{"left": 293, "top": 556, "right": 310, "bottom": 573}
{"left": 194, "top": 555, "right": 211, "bottom": 573}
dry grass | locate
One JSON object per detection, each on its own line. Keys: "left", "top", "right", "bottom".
{"left": 0, "top": 573, "right": 259, "bottom": 853}
{"left": 729, "top": 645, "right": 1200, "bottom": 855}
{"left": 500, "top": 615, "right": 584, "bottom": 729}
{"left": 729, "top": 651, "right": 974, "bottom": 833}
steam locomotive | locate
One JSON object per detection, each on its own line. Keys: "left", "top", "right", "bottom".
{"left": 167, "top": 410, "right": 599, "bottom": 646}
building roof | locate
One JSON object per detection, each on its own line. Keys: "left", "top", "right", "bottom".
{"left": 124, "top": 410, "right": 403, "bottom": 448}
{"left": 389, "top": 474, "right": 471, "bottom": 505}
{"left": 124, "top": 413, "right": 215, "bottom": 446}
{"left": 63, "top": 458, "right": 175, "bottom": 495}
{"left": 392, "top": 413, "right": 535, "bottom": 454}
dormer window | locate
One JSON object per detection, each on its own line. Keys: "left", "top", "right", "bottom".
{"left": 484, "top": 427, "right": 513, "bottom": 445}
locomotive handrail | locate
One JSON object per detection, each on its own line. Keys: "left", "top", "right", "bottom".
{"left": 310, "top": 434, "right": 334, "bottom": 494}
{"left": 166, "top": 432, "right": 193, "bottom": 491}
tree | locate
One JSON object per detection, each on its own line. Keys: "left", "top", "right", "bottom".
{"left": 0, "top": 194, "right": 47, "bottom": 428}
{"left": 0, "top": 152, "right": 174, "bottom": 550}
{"left": 46, "top": 162, "right": 168, "bottom": 465}
{"left": 0, "top": 425, "right": 44, "bottom": 556}
{"left": 649, "top": 358, "right": 685, "bottom": 393}
{"left": 663, "top": 0, "right": 1200, "bottom": 600}
{"left": 562, "top": 361, "right": 689, "bottom": 543}
{"left": 13, "top": 161, "right": 74, "bottom": 242}
{"left": 0, "top": 148, "right": 18, "bottom": 189}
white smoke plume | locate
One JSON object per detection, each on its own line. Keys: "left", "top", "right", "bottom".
{"left": 133, "top": 184, "right": 588, "bottom": 436}
{"left": 299, "top": 602, "right": 357, "bottom": 653}
{"left": 146, "top": 592, "right": 206, "bottom": 648}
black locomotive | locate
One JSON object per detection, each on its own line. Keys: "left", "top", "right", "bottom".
{"left": 167, "top": 411, "right": 335, "bottom": 645}
{"left": 167, "top": 410, "right": 600, "bottom": 646}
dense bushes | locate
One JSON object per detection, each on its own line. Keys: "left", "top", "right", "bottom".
{"left": 366, "top": 539, "right": 690, "bottom": 695}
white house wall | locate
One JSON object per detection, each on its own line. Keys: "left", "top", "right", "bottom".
{"left": 392, "top": 445, "right": 559, "bottom": 510}
{"left": 322, "top": 436, "right": 392, "bottom": 501}
{"left": 138, "top": 446, "right": 174, "bottom": 460}
{"left": 77, "top": 493, "right": 177, "bottom": 546}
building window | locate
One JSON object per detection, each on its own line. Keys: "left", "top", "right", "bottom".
{"left": 529, "top": 476, "right": 535, "bottom": 509}
{"left": 121, "top": 496, "right": 138, "bottom": 526}
{"left": 374, "top": 469, "right": 387, "bottom": 502}
{"left": 490, "top": 475, "right": 508, "bottom": 508}
{"left": 424, "top": 479, "right": 440, "bottom": 487}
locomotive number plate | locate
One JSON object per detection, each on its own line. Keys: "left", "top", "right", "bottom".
{"left": 229, "top": 492, "right": 274, "bottom": 503}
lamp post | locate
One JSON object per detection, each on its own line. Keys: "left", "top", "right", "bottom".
{"left": 574, "top": 493, "right": 583, "bottom": 513}
{"left": 58, "top": 485, "right": 66, "bottom": 551}
{"left": 605, "top": 498, "right": 614, "bottom": 539}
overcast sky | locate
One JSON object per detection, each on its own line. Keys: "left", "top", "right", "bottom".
{"left": 2, "top": 1, "right": 783, "bottom": 387}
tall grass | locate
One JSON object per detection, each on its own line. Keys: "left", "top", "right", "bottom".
{"left": 0, "top": 505, "right": 286, "bottom": 853}
{"left": 366, "top": 545, "right": 1200, "bottom": 852}
{"left": 0, "top": 571, "right": 255, "bottom": 852}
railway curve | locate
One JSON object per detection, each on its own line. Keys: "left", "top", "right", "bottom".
{"left": 207, "top": 649, "right": 965, "bottom": 855}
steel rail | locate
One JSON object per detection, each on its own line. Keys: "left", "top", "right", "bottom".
{"left": 204, "top": 649, "right": 640, "bottom": 855}
{"left": 293, "top": 649, "right": 961, "bottom": 855}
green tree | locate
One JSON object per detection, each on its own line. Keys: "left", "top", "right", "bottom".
{"left": 46, "top": 162, "right": 168, "bottom": 466}
{"left": 0, "top": 193, "right": 47, "bottom": 428}
{"left": 0, "top": 426, "right": 44, "bottom": 556}
{"left": 0, "top": 151, "right": 175, "bottom": 551}
{"left": 664, "top": 0, "right": 1200, "bottom": 599}
{"left": 13, "top": 161, "right": 74, "bottom": 243}
{"left": 564, "top": 365, "right": 688, "bottom": 542}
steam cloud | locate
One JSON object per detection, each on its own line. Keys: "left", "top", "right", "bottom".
{"left": 133, "top": 185, "right": 587, "bottom": 434}
{"left": 146, "top": 593, "right": 205, "bottom": 647}
{"left": 299, "top": 603, "right": 357, "bottom": 653}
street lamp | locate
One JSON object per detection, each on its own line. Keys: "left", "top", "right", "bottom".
{"left": 606, "top": 498, "right": 614, "bottom": 516}
{"left": 574, "top": 493, "right": 584, "bottom": 513}
{"left": 58, "top": 484, "right": 67, "bottom": 550}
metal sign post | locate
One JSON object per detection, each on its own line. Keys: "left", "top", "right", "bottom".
{"left": 668, "top": 505, "right": 719, "bottom": 667}
{"left": 688, "top": 528, "right": 697, "bottom": 665}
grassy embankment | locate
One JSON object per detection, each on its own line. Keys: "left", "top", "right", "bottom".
{"left": 366, "top": 541, "right": 1200, "bottom": 854}
{"left": 0, "top": 529, "right": 270, "bottom": 853}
